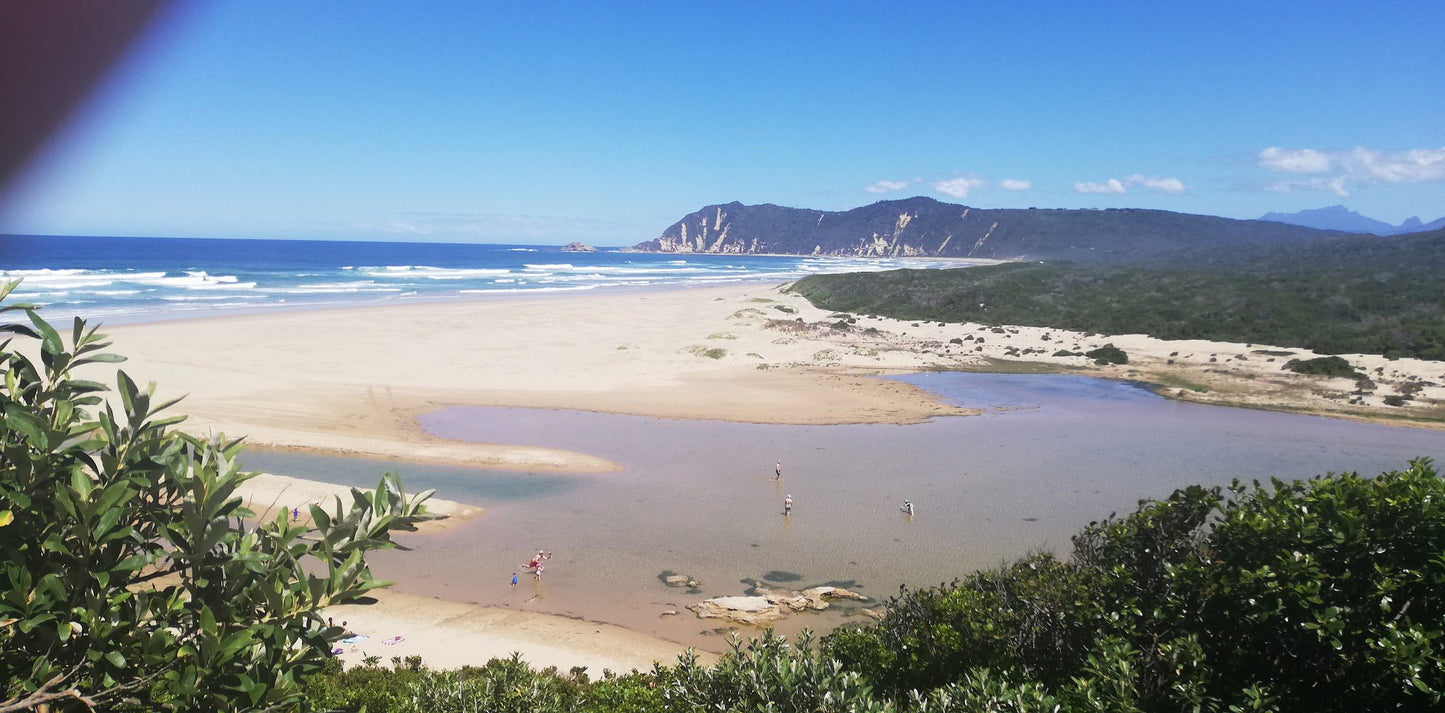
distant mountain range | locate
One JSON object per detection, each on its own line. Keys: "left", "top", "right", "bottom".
{"left": 1259, "top": 205, "right": 1445, "bottom": 235}
{"left": 627, "top": 197, "right": 1351, "bottom": 263}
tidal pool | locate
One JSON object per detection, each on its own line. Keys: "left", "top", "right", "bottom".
{"left": 243, "top": 372, "right": 1445, "bottom": 652}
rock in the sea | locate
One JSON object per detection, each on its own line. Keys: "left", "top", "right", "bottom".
{"left": 688, "top": 586, "right": 869, "bottom": 624}
{"left": 561, "top": 241, "right": 596, "bottom": 252}
{"left": 664, "top": 574, "right": 690, "bottom": 586}
{"left": 687, "top": 596, "right": 788, "bottom": 625}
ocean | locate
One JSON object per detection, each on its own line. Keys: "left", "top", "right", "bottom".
{"left": 0, "top": 234, "right": 976, "bottom": 324}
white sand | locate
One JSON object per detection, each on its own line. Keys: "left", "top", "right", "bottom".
{"left": 101, "top": 283, "right": 1445, "bottom": 460}
{"left": 237, "top": 472, "right": 483, "bottom": 534}
{"left": 324, "top": 590, "right": 712, "bottom": 673}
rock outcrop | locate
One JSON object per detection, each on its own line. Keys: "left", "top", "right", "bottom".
{"left": 626, "top": 197, "right": 1348, "bottom": 264}
{"left": 561, "top": 242, "right": 597, "bottom": 252}
{"left": 688, "top": 585, "right": 868, "bottom": 625}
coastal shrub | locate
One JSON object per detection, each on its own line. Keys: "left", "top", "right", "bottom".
{"left": 1084, "top": 343, "right": 1128, "bottom": 365}
{"left": 656, "top": 631, "right": 886, "bottom": 713}
{"left": 824, "top": 460, "right": 1445, "bottom": 712}
{"left": 786, "top": 242, "right": 1445, "bottom": 360}
{"left": 684, "top": 345, "right": 728, "bottom": 360}
{"left": 0, "top": 281, "right": 435, "bottom": 712}
{"left": 1283, "top": 355, "right": 1357, "bottom": 378}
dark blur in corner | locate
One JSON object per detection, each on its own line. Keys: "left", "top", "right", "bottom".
{"left": 0, "top": 0, "right": 170, "bottom": 194}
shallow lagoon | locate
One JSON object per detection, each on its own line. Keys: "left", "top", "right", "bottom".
{"left": 242, "top": 372, "right": 1445, "bottom": 650}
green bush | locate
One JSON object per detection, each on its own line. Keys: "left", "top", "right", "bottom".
{"left": 0, "top": 281, "right": 434, "bottom": 712}
{"left": 1283, "top": 355, "right": 1357, "bottom": 377}
{"left": 824, "top": 461, "right": 1445, "bottom": 712}
{"left": 1084, "top": 343, "right": 1128, "bottom": 365}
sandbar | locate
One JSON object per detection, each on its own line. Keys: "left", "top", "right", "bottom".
{"left": 323, "top": 590, "right": 712, "bottom": 674}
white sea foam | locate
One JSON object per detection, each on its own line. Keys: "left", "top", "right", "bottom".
{"left": 457, "top": 284, "right": 599, "bottom": 294}
{"left": 0, "top": 269, "right": 161, "bottom": 290}
{"left": 126, "top": 272, "right": 256, "bottom": 290}
{"left": 359, "top": 266, "right": 514, "bottom": 279}
{"left": 267, "top": 284, "right": 405, "bottom": 294}
{"left": 160, "top": 293, "right": 263, "bottom": 302}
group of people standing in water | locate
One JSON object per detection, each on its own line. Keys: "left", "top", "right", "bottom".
{"left": 512, "top": 549, "right": 552, "bottom": 585}
{"left": 773, "top": 460, "right": 914, "bottom": 517}
{"left": 509, "top": 461, "right": 915, "bottom": 588}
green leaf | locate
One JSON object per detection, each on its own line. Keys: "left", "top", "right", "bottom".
{"left": 4, "top": 403, "right": 48, "bottom": 448}
{"left": 73, "top": 353, "right": 126, "bottom": 365}
{"left": 27, "top": 309, "right": 63, "bottom": 356}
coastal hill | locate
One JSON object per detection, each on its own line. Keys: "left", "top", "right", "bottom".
{"left": 626, "top": 197, "right": 1350, "bottom": 263}
{"left": 1260, "top": 204, "right": 1445, "bottom": 235}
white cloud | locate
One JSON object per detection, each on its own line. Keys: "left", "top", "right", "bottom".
{"left": 1257, "top": 145, "right": 1445, "bottom": 196}
{"left": 999, "top": 178, "right": 1032, "bottom": 191}
{"left": 1074, "top": 178, "right": 1127, "bottom": 195}
{"left": 1340, "top": 146, "right": 1445, "bottom": 183}
{"left": 1126, "top": 174, "right": 1187, "bottom": 194}
{"left": 1258, "top": 147, "right": 1332, "bottom": 174}
{"left": 864, "top": 180, "right": 908, "bottom": 194}
{"left": 934, "top": 177, "right": 987, "bottom": 198}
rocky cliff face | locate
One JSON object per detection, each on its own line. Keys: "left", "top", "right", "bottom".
{"left": 628, "top": 197, "right": 1346, "bottom": 264}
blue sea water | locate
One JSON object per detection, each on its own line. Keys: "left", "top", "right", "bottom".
{"left": 0, "top": 234, "right": 978, "bottom": 323}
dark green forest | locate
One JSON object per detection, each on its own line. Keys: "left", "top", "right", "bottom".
{"left": 789, "top": 229, "right": 1445, "bottom": 360}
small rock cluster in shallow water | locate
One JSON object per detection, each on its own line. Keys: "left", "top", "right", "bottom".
{"left": 688, "top": 584, "right": 868, "bottom": 625}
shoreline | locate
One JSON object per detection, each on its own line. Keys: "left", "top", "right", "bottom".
{"left": 85, "top": 280, "right": 1445, "bottom": 670}
{"left": 96, "top": 281, "right": 1445, "bottom": 473}
{"left": 322, "top": 590, "right": 713, "bottom": 674}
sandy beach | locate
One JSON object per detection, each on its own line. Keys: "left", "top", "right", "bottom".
{"left": 322, "top": 590, "right": 714, "bottom": 674}
{"left": 91, "top": 280, "right": 1445, "bottom": 670}
{"left": 102, "top": 282, "right": 1445, "bottom": 463}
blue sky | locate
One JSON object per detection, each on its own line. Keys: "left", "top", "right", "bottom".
{"left": 2, "top": 1, "right": 1442, "bottom": 244}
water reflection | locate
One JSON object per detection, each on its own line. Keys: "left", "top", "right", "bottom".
{"left": 240, "top": 372, "right": 1445, "bottom": 650}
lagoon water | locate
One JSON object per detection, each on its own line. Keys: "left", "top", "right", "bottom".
{"left": 242, "top": 372, "right": 1445, "bottom": 651}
